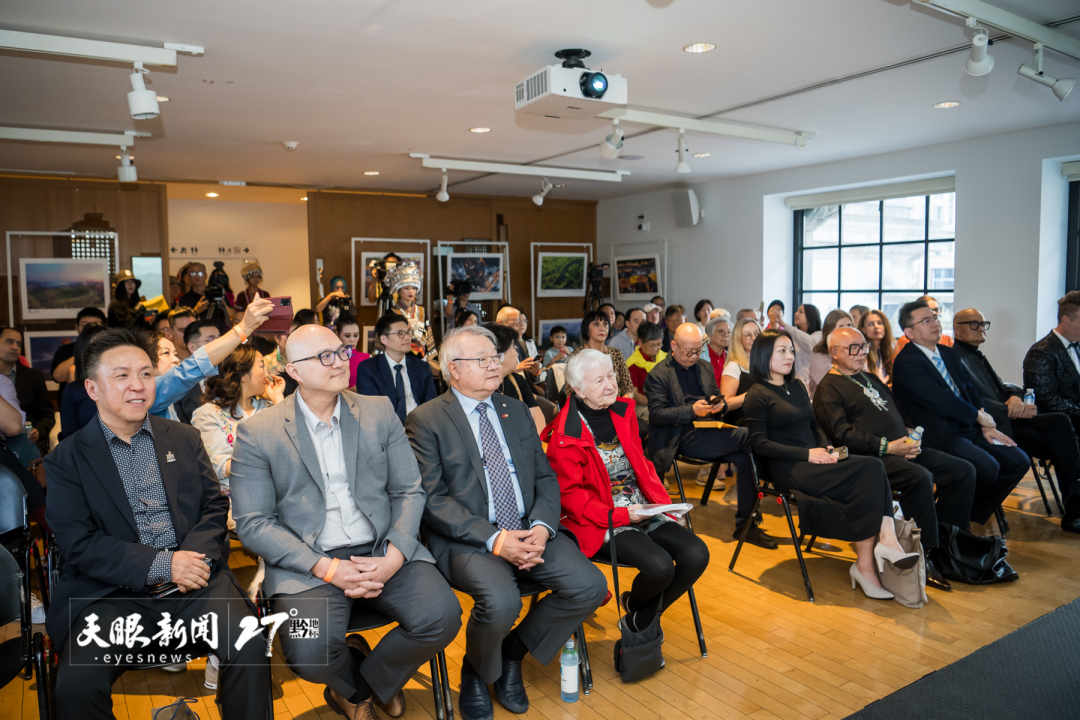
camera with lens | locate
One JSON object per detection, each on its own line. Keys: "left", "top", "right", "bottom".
{"left": 205, "top": 262, "right": 229, "bottom": 303}
{"left": 447, "top": 278, "right": 473, "bottom": 297}
{"left": 587, "top": 262, "right": 608, "bottom": 288}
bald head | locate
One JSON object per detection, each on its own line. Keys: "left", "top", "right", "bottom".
{"left": 953, "top": 307, "right": 987, "bottom": 346}
{"left": 285, "top": 324, "right": 350, "bottom": 395}
{"left": 829, "top": 326, "right": 868, "bottom": 374}
{"left": 286, "top": 325, "right": 341, "bottom": 363}
{"left": 495, "top": 306, "right": 520, "bottom": 326}
{"left": 828, "top": 326, "right": 864, "bottom": 349}
{"left": 671, "top": 322, "right": 705, "bottom": 369}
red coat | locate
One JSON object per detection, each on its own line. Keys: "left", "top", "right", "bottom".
{"left": 542, "top": 396, "right": 671, "bottom": 558}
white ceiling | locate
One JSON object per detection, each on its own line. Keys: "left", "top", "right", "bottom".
{"left": 0, "top": 0, "right": 1077, "bottom": 201}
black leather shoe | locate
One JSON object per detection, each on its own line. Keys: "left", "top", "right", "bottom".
{"left": 459, "top": 660, "right": 494, "bottom": 720}
{"left": 735, "top": 523, "right": 778, "bottom": 549}
{"left": 1061, "top": 512, "right": 1080, "bottom": 535}
{"left": 924, "top": 556, "right": 952, "bottom": 592}
{"left": 494, "top": 658, "right": 529, "bottom": 714}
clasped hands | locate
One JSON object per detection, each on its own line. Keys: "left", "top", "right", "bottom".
{"left": 498, "top": 526, "right": 549, "bottom": 571}
{"left": 314, "top": 544, "right": 405, "bottom": 598}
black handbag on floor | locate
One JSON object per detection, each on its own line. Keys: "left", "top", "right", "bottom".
{"left": 608, "top": 511, "right": 665, "bottom": 683}
{"left": 934, "top": 522, "right": 1018, "bottom": 584}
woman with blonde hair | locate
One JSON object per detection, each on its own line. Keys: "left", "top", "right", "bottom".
{"left": 719, "top": 317, "right": 761, "bottom": 426}
{"left": 858, "top": 309, "right": 895, "bottom": 385}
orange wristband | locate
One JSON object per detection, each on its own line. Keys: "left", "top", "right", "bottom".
{"left": 492, "top": 529, "right": 509, "bottom": 557}
{"left": 322, "top": 557, "right": 340, "bottom": 583}
{"left": 233, "top": 325, "right": 248, "bottom": 344}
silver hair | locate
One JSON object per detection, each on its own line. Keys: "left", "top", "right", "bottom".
{"left": 705, "top": 315, "right": 731, "bottom": 337}
{"left": 565, "top": 348, "right": 613, "bottom": 393}
{"left": 495, "top": 306, "right": 519, "bottom": 324}
{"left": 439, "top": 325, "right": 498, "bottom": 377}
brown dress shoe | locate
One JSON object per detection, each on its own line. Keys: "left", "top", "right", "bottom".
{"left": 346, "top": 634, "right": 407, "bottom": 718}
{"left": 325, "top": 687, "right": 378, "bottom": 720}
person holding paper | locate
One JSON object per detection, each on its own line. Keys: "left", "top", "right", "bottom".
{"left": 544, "top": 349, "right": 710, "bottom": 634}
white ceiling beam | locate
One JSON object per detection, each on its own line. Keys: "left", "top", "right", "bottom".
{"left": 0, "top": 29, "right": 195, "bottom": 66}
{"left": 409, "top": 154, "right": 629, "bottom": 183}
{"left": 0, "top": 127, "right": 149, "bottom": 146}
{"left": 597, "top": 108, "right": 811, "bottom": 147}
{"left": 913, "top": 0, "right": 1080, "bottom": 60}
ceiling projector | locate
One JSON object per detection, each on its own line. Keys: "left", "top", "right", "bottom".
{"left": 515, "top": 49, "right": 627, "bottom": 119}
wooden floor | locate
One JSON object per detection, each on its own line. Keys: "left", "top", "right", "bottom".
{"left": 4, "top": 464, "right": 1079, "bottom": 720}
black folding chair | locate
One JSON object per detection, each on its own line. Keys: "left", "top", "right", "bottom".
{"left": 728, "top": 455, "right": 815, "bottom": 603}
{"left": 0, "top": 545, "right": 48, "bottom": 719}
{"left": 672, "top": 455, "right": 726, "bottom": 507}
{"left": 513, "top": 577, "right": 593, "bottom": 695}
{"left": 1030, "top": 457, "right": 1064, "bottom": 517}
{"left": 0, "top": 465, "right": 34, "bottom": 678}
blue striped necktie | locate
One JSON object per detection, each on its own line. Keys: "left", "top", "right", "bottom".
{"left": 476, "top": 403, "right": 520, "bottom": 532}
{"left": 932, "top": 354, "right": 962, "bottom": 397}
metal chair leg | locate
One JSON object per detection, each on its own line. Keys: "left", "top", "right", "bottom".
{"left": 438, "top": 650, "right": 454, "bottom": 720}
{"left": 805, "top": 535, "right": 818, "bottom": 553}
{"left": 429, "top": 657, "right": 446, "bottom": 720}
{"left": 686, "top": 586, "right": 707, "bottom": 657}
{"left": 575, "top": 624, "right": 592, "bottom": 694}
{"left": 780, "top": 496, "right": 814, "bottom": 603}
{"left": 1042, "top": 460, "right": 1065, "bottom": 516}
{"left": 728, "top": 492, "right": 763, "bottom": 572}
{"left": 1031, "top": 459, "right": 1053, "bottom": 516}
{"left": 995, "top": 505, "right": 1010, "bottom": 536}
{"left": 699, "top": 461, "right": 722, "bottom": 506}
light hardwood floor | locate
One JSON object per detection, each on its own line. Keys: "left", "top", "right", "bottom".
{"left": 3, "top": 465, "right": 1077, "bottom": 720}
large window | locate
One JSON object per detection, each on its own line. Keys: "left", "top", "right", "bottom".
{"left": 794, "top": 192, "right": 956, "bottom": 333}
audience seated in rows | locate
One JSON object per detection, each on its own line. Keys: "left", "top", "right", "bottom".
{"left": 625, "top": 321, "right": 665, "bottom": 424}
{"left": 703, "top": 315, "right": 730, "bottom": 382}
{"left": 807, "top": 309, "right": 853, "bottom": 400}
{"left": 58, "top": 324, "right": 109, "bottom": 439}
{"left": 693, "top": 299, "right": 713, "bottom": 332}
{"left": 51, "top": 306, "right": 106, "bottom": 395}
{"left": 167, "top": 306, "right": 197, "bottom": 362}
{"left": 643, "top": 302, "right": 662, "bottom": 325}
{"left": 0, "top": 326, "right": 55, "bottom": 456}
{"left": 542, "top": 325, "right": 572, "bottom": 370}
{"left": 849, "top": 304, "right": 870, "bottom": 328}
{"left": 661, "top": 304, "right": 686, "bottom": 347}
{"left": 567, "top": 311, "right": 634, "bottom": 399}
{"left": 334, "top": 314, "right": 371, "bottom": 390}
{"left": 0, "top": 370, "right": 49, "bottom": 535}
{"left": 859, "top": 309, "right": 895, "bottom": 385}
{"left": 357, "top": 312, "right": 437, "bottom": 426}
{"left": 609, "top": 307, "right": 644, "bottom": 359}
{"left": 766, "top": 300, "right": 821, "bottom": 385}
{"left": 893, "top": 294, "right": 953, "bottom": 355}
{"left": 486, "top": 322, "right": 546, "bottom": 436}
{"left": 719, "top": 317, "right": 761, "bottom": 426}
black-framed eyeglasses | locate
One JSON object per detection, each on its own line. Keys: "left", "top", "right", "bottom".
{"left": 846, "top": 342, "right": 871, "bottom": 356}
{"left": 906, "top": 313, "right": 940, "bottom": 330}
{"left": 245, "top": 271, "right": 262, "bottom": 278}
{"left": 293, "top": 345, "right": 353, "bottom": 366}
{"left": 963, "top": 320, "right": 991, "bottom": 331}
{"left": 450, "top": 353, "right": 504, "bottom": 369}
{"left": 673, "top": 341, "right": 704, "bottom": 357}
{"left": 383, "top": 330, "right": 410, "bottom": 341}
{"left": 187, "top": 270, "right": 206, "bottom": 277}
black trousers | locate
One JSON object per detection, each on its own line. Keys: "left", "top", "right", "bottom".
{"left": 677, "top": 426, "right": 756, "bottom": 521}
{"left": 593, "top": 522, "right": 709, "bottom": 617}
{"left": 57, "top": 570, "right": 270, "bottom": 720}
{"left": 1012, "top": 412, "right": 1080, "bottom": 501}
{"left": 880, "top": 448, "right": 976, "bottom": 547}
{"left": 949, "top": 433, "right": 1030, "bottom": 524}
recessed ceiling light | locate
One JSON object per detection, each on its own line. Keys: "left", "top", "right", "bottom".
{"left": 364, "top": 171, "right": 380, "bottom": 176}
{"left": 156, "top": 96, "right": 170, "bottom": 102}
{"left": 301, "top": 196, "right": 308, "bottom": 201}
{"left": 692, "top": 152, "right": 711, "bottom": 158}
{"left": 683, "top": 42, "right": 716, "bottom": 54}
{"left": 621, "top": 154, "right": 645, "bottom": 161}
{"left": 934, "top": 101, "right": 961, "bottom": 109}
{"left": 205, "top": 192, "right": 219, "bottom": 198}
{"left": 469, "top": 127, "right": 491, "bottom": 133}
{"left": 114, "top": 154, "right": 135, "bottom": 160}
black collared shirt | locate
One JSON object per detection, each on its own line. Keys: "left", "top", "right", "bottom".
{"left": 953, "top": 340, "right": 1011, "bottom": 404}
{"left": 673, "top": 360, "right": 705, "bottom": 403}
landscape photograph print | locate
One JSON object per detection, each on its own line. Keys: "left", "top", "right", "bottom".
{"left": 19, "top": 258, "right": 109, "bottom": 320}
{"left": 537, "top": 252, "right": 587, "bottom": 297}
{"left": 614, "top": 253, "right": 662, "bottom": 301}
{"left": 448, "top": 253, "right": 503, "bottom": 300}
{"left": 24, "top": 331, "right": 79, "bottom": 371}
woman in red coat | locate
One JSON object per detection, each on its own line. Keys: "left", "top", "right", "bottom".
{"left": 543, "top": 349, "right": 710, "bottom": 633}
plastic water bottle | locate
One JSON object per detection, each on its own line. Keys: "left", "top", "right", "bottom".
{"left": 1024, "top": 388, "right": 1035, "bottom": 406}
{"left": 560, "top": 637, "right": 579, "bottom": 703}
{"left": 22, "top": 422, "right": 32, "bottom": 436}
{"left": 907, "top": 426, "right": 924, "bottom": 443}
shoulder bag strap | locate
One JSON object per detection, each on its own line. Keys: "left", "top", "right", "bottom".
{"left": 608, "top": 510, "right": 620, "bottom": 600}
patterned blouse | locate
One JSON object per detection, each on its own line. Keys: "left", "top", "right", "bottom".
{"left": 191, "top": 397, "right": 274, "bottom": 492}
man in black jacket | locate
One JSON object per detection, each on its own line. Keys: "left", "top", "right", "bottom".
{"left": 1021, "top": 292, "right": 1080, "bottom": 529}
{"left": 44, "top": 328, "right": 268, "bottom": 719}
{"left": 645, "top": 323, "right": 776, "bottom": 548}
{"left": 0, "top": 326, "right": 55, "bottom": 455}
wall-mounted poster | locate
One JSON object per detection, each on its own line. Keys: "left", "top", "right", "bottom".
{"left": 537, "top": 252, "right": 587, "bottom": 298}
{"left": 23, "top": 330, "right": 79, "bottom": 370}
{"left": 19, "top": 258, "right": 109, "bottom": 320}
{"left": 538, "top": 318, "right": 582, "bottom": 349}
{"left": 362, "top": 326, "right": 378, "bottom": 354}
{"left": 448, "top": 253, "right": 503, "bottom": 301}
{"left": 359, "top": 252, "right": 426, "bottom": 307}
{"left": 613, "top": 254, "right": 661, "bottom": 301}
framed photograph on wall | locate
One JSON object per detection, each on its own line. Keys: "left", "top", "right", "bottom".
{"left": 23, "top": 330, "right": 79, "bottom": 371}
{"left": 537, "top": 252, "right": 587, "bottom": 298}
{"left": 537, "top": 318, "right": 582, "bottom": 349}
{"left": 362, "top": 326, "right": 378, "bottom": 354}
{"left": 19, "top": 258, "right": 109, "bottom": 320}
{"left": 359, "top": 251, "right": 426, "bottom": 307}
{"left": 447, "top": 253, "right": 503, "bottom": 301}
{"left": 613, "top": 254, "right": 661, "bottom": 301}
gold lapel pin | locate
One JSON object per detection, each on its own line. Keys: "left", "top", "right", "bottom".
{"left": 166, "top": 451, "right": 176, "bottom": 463}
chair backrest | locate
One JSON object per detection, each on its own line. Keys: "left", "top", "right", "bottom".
{"left": 0, "top": 465, "right": 26, "bottom": 537}
{"left": 0, "top": 545, "right": 22, "bottom": 627}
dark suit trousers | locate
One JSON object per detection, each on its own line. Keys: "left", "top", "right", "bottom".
{"left": 56, "top": 570, "right": 269, "bottom": 720}
{"left": 677, "top": 426, "right": 756, "bottom": 521}
{"left": 1012, "top": 412, "right": 1080, "bottom": 500}
{"left": 949, "top": 434, "right": 1030, "bottom": 524}
{"left": 272, "top": 545, "right": 461, "bottom": 704}
{"left": 880, "top": 448, "right": 977, "bottom": 546}
{"left": 450, "top": 531, "right": 607, "bottom": 683}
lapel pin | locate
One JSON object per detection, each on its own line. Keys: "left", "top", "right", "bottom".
{"left": 501, "top": 403, "right": 506, "bottom": 407}
{"left": 502, "top": 414, "right": 508, "bottom": 418}
{"left": 166, "top": 451, "right": 176, "bottom": 463}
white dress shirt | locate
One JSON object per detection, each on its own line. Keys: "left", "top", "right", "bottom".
{"left": 384, "top": 353, "right": 417, "bottom": 415}
{"left": 0, "top": 375, "right": 25, "bottom": 437}
{"left": 295, "top": 391, "right": 376, "bottom": 550}
{"left": 1053, "top": 329, "right": 1080, "bottom": 376}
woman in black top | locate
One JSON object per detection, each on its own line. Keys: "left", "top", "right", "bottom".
{"left": 743, "top": 329, "right": 918, "bottom": 600}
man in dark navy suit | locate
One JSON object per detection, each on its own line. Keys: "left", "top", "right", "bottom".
{"left": 357, "top": 312, "right": 437, "bottom": 424}
{"left": 891, "top": 299, "right": 1028, "bottom": 528}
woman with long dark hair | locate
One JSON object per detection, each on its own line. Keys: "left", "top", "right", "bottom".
{"left": 564, "top": 310, "right": 633, "bottom": 398}
{"left": 859, "top": 309, "right": 896, "bottom": 385}
{"left": 485, "top": 322, "right": 546, "bottom": 435}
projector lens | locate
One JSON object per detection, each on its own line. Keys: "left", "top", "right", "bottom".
{"left": 580, "top": 71, "right": 608, "bottom": 99}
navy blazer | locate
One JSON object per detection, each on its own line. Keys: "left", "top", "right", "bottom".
{"left": 356, "top": 353, "right": 437, "bottom": 413}
{"left": 891, "top": 342, "right": 984, "bottom": 452}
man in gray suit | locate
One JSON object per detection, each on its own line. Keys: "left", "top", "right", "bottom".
{"left": 231, "top": 325, "right": 461, "bottom": 720}
{"left": 406, "top": 326, "right": 606, "bottom": 720}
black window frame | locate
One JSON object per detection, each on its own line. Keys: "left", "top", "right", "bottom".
{"left": 1067, "top": 180, "right": 1079, "bottom": 293}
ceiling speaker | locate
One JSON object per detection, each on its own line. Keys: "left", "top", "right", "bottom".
{"left": 673, "top": 188, "right": 700, "bottom": 228}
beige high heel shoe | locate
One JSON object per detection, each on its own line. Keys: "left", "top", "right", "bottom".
{"left": 850, "top": 563, "right": 894, "bottom": 600}
{"left": 874, "top": 543, "right": 919, "bottom": 573}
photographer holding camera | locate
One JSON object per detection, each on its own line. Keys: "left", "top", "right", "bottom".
{"left": 178, "top": 261, "right": 237, "bottom": 334}
{"left": 316, "top": 274, "right": 358, "bottom": 328}
{"left": 443, "top": 278, "right": 480, "bottom": 329}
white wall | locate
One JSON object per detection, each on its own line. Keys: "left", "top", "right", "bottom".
{"left": 597, "top": 121, "right": 1080, "bottom": 383}
{"left": 167, "top": 199, "right": 310, "bottom": 312}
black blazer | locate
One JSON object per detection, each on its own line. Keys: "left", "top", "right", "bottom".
{"left": 643, "top": 355, "right": 723, "bottom": 475}
{"left": 356, "top": 353, "right": 437, "bottom": 413}
{"left": 13, "top": 363, "right": 54, "bottom": 454}
{"left": 954, "top": 340, "right": 1019, "bottom": 432}
{"left": 174, "top": 382, "right": 204, "bottom": 425}
{"left": 891, "top": 342, "right": 983, "bottom": 452}
{"left": 43, "top": 415, "right": 232, "bottom": 651}
{"left": 1023, "top": 331, "right": 1080, "bottom": 422}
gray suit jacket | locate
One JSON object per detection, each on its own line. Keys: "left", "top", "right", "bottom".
{"left": 405, "top": 390, "right": 562, "bottom": 576}
{"left": 230, "top": 391, "right": 433, "bottom": 597}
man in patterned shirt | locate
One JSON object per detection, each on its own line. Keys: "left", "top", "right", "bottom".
{"left": 44, "top": 328, "right": 269, "bottom": 719}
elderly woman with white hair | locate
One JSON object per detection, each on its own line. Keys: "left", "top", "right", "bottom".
{"left": 543, "top": 349, "right": 710, "bottom": 634}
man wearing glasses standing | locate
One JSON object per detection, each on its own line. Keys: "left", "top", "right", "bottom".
{"left": 892, "top": 299, "right": 1028, "bottom": 531}
{"left": 644, "top": 323, "right": 777, "bottom": 548}
{"left": 231, "top": 325, "right": 462, "bottom": 720}
{"left": 405, "top": 325, "right": 606, "bottom": 720}
{"left": 357, "top": 313, "right": 437, "bottom": 425}
{"left": 814, "top": 327, "right": 976, "bottom": 590}
{"left": 954, "top": 307, "right": 1080, "bottom": 533}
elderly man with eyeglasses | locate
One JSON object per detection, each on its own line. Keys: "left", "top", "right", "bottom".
{"left": 644, "top": 323, "right": 777, "bottom": 548}
{"left": 891, "top": 299, "right": 1029, "bottom": 532}
{"left": 813, "top": 327, "right": 976, "bottom": 590}
{"left": 231, "top": 324, "right": 462, "bottom": 720}
{"left": 953, "top": 308, "right": 1080, "bottom": 533}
